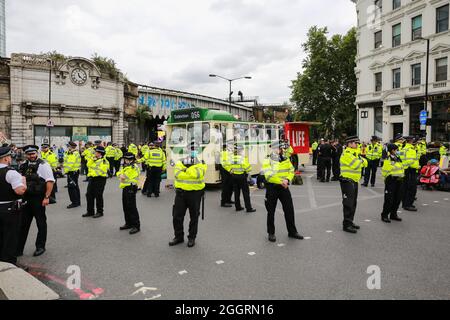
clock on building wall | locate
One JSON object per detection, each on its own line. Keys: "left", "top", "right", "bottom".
{"left": 70, "top": 68, "right": 88, "bottom": 85}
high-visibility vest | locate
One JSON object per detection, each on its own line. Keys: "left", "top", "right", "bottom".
{"left": 174, "top": 161, "right": 207, "bottom": 191}
{"left": 285, "top": 146, "right": 294, "bottom": 158}
{"left": 114, "top": 148, "right": 123, "bottom": 161}
{"left": 116, "top": 164, "right": 140, "bottom": 189}
{"left": 417, "top": 141, "right": 427, "bottom": 157}
{"left": 381, "top": 157, "right": 405, "bottom": 180}
{"left": 220, "top": 150, "right": 232, "bottom": 172}
{"left": 82, "top": 147, "right": 95, "bottom": 161}
{"left": 64, "top": 151, "right": 81, "bottom": 173}
{"left": 395, "top": 142, "right": 405, "bottom": 158}
{"left": 41, "top": 150, "right": 58, "bottom": 170}
{"left": 401, "top": 143, "right": 419, "bottom": 170}
{"left": 143, "top": 148, "right": 166, "bottom": 169}
{"left": 227, "top": 154, "right": 251, "bottom": 175}
{"left": 105, "top": 146, "right": 116, "bottom": 158}
{"left": 87, "top": 157, "right": 109, "bottom": 178}
{"left": 312, "top": 142, "right": 318, "bottom": 151}
{"left": 366, "top": 143, "right": 382, "bottom": 160}
{"left": 440, "top": 145, "right": 448, "bottom": 157}
{"left": 262, "top": 156, "right": 294, "bottom": 185}
{"left": 340, "top": 148, "right": 368, "bottom": 182}
{"left": 141, "top": 145, "right": 149, "bottom": 156}
{"left": 128, "top": 144, "right": 138, "bottom": 156}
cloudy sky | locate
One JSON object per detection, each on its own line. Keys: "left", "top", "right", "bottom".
{"left": 6, "top": 0, "right": 356, "bottom": 103}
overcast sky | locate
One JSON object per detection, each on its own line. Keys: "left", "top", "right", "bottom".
{"left": 6, "top": 0, "right": 356, "bottom": 103}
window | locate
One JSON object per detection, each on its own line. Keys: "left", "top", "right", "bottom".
{"left": 265, "top": 125, "right": 277, "bottom": 141}
{"left": 250, "top": 124, "right": 265, "bottom": 141}
{"left": 436, "top": 57, "right": 448, "bottom": 82}
{"left": 188, "top": 123, "right": 210, "bottom": 145}
{"left": 374, "top": 107, "right": 383, "bottom": 137}
{"left": 411, "top": 63, "right": 421, "bottom": 85}
{"left": 392, "top": 23, "right": 401, "bottom": 47}
{"left": 393, "top": 68, "right": 401, "bottom": 89}
{"left": 375, "top": 72, "right": 382, "bottom": 92}
{"left": 87, "top": 127, "right": 112, "bottom": 136}
{"left": 390, "top": 105, "right": 404, "bottom": 116}
{"left": 169, "top": 125, "right": 187, "bottom": 145}
{"left": 412, "top": 15, "right": 422, "bottom": 41}
{"left": 393, "top": 0, "right": 401, "bottom": 10}
{"left": 436, "top": 4, "right": 449, "bottom": 33}
{"left": 374, "top": 31, "right": 382, "bottom": 49}
{"left": 233, "top": 123, "right": 249, "bottom": 142}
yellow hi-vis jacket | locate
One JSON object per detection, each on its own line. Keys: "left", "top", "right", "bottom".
{"left": 227, "top": 154, "right": 252, "bottom": 175}
{"left": 381, "top": 157, "right": 405, "bottom": 180}
{"left": 128, "top": 144, "right": 138, "bottom": 156}
{"left": 395, "top": 142, "right": 405, "bottom": 158}
{"left": 401, "top": 143, "right": 419, "bottom": 170}
{"left": 440, "top": 145, "right": 448, "bottom": 157}
{"left": 41, "top": 150, "right": 58, "bottom": 170}
{"left": 142, "top": 148, "right": 166, "bottom": 169}
{"left": 64, "top": 151, "right": 81, "bottom": 173}
{"left": 174, "top": 161, "right": 207, "bottom": 191}
{"left": 366, "top": 142, "right": 382, "bottom": 160}
{"left": 105, "top": 146, "right": 116, "bottom": 158}
{"left": 87, "top": 157, "right": 109, "bottom": 178}
{"left": 220, "top": 150, "right": 232, "bottom": 172}
{"left": 285, "top": 146, "right": 294, "bottom": 158}
{"left": 114, "top": 148, "right": 123, "bottom": 161}
{"left": 417, "top": 141, "right": 427, "bottom": 157}
{"left": 312, "top": 142, "right": 318, "bottom": 151}
{"left": 82, "top": 147, "right": 95, "bottom": 162}
{"left": 262, "top": 156, "right": 295, "bottom": 185}
{"left": 141, "top": 145, "right": 149, "bottom": 156}
{"left": 340, "top": 147, "right": 368, "bottom": 182}
{"left": 116, "top": 164, "right": 140, "bottom": 189}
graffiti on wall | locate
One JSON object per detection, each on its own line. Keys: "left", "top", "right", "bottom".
{"left": 138, "top": 95, "right": 196, "bottom": 110}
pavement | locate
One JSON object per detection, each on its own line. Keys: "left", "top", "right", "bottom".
{"left": 14, "top": 166, "right": 450, "bottom": 300}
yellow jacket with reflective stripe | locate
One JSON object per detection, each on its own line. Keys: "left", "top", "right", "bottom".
{"left": 417, "top": 141, "right": 427, "bottom": 157}
{"left": 128, "top": 144, "right": 138, "bottom": 156}
{"left": 41, "top": 150, "right": 58, "bottom": 170}
{"left": 141, "top": 145, "right": 149, "bottom": 156}
{"left": 64, "top": 151, "right": 81, "bottom": 173}
{"left": 366, "top": 143, "right": 382, "bottom": 160}
{"left": 87, "top": 157, "right": 109, "bottom": 178}
{"left": 285, "top": 146, "right": 294, "bottom": 158}
{"left": 440, "top": 145, "right": 448, "bottom": 156}
{"left": 395, "top": 142, "right": 405, "bottom": 158}
{"left": 401, "top": 143, "right": 419, "bottom": 170}
{"left": 105, "top": 146, "right": 116, "bottom": 158}
{"left": 174, "top": 161, "right": 207, "bottom": 191}
{"left": 142, "top": 148, "right": 166, "bottom": 169}
{"left": 116, "top": 164, "right": 140, "bottom": 189}
{"left": 340, "top": 148, "right": 368, "bottom": 182}
{"left": 82, "top": 147, "right": 95, "bottom": 161}
{"left": 262, "top": 156, "right": 294, "bottom": 185}
{"left": 220, "top": 151, "right": 232, "bottom": 172}
{"left": 114, "top": 148, "right": 123, "bottom": 161}
{"left": 381, "top": 156, "right": 405, "bottom": 180}
{"left": 228, "top": 154, "right": 251, "bottom": 175}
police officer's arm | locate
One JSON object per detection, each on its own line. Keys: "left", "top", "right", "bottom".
{"left": 6, "top": 170, "right": 27, "bottom": 196}
{"left": 39, "top": 163, "right": 55, "bottom": 206}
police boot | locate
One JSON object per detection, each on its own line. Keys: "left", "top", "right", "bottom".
{"left": 390, "top": 215, "right": 402, "bottom": 222}
{"left": 343, "top": 226, "right": 357, "bottom": 233}
{"left": 268, "top": 234, "right": 276, "bottom": 242}
{"left": 129, "top": 228, "right": 140, "bottom": 235}
{"left": 187, "top": 238, "right": 195, "bottom": 248}
{"left": 381, "top": 216, "right": 391, "bottom": 223}
{"left": 169, "top": 238, "right": 184, "bottom": 246}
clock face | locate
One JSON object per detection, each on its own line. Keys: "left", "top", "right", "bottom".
{"left": 71, "top": 68, "right": 88, "bottom": 85}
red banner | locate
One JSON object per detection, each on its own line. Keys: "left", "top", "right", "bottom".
{"left": 285, "top": 123, "right": 310, "bottom": 155}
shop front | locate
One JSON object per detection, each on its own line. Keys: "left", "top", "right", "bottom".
{"left": 34, "top": 125, "right": 112, "bottom": 148}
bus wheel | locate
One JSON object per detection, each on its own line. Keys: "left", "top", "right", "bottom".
{"left": 256, "top": 175, "right": 265, "bottom": 189}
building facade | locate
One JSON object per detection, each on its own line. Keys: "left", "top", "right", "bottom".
{"left": 0, "top": 0, "right": 5, "bottom": 58}
{"left": 353, "top": 0, "right": 449, "bottom": 142}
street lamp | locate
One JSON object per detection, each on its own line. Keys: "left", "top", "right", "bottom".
{"left": 209, "top": 74, "right": 252, "bottom": 113}
{"left": 416, "top": 37, "right": 431, "bottom": 139}
{"left": 46, "top": 58, "right": 53, "bottom": 145}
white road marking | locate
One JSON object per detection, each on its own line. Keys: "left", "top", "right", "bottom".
{"left": 423, "top": 204, "right": 428, "bottom": 206}
{"left": 248, "top": 252, "right": 256, "bottom": 255}
{"left": 326, "top": 230, "right": 333, "bottom": 233}
{"left": 277, "top": 244, "right": 285, "bottom": 247}
{"left": 145, "top": 294, "right": 162, "bottom": 300}
{"left": 364, "top": 219, "right": 371, "bottom": 222}
{"left": 434, "top": 201, "right": 439, "bottom": 203}
{"left": 306, "top": 177, "right": 318, "bottom": 209}
{"left": 304, "top": 237, "right": 312, "bottom": 240}
{"left": 216, "top": 260, "right": 224, "bottom": 265}
{"left": 178, "top": 270, "right": 188, "bottom": 275}
{"left": 132, "top": 287, "right": 157, "bottom": 296}
{"left": 444, "top": 198, "right": 449, "bottom": 201}
{"left": 134, "top": 282, "right": 144, "bottom": 288}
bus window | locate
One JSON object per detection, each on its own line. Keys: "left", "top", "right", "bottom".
{"left": 169, "top": 125, "right": 187, "bottom": 145}
{"left": 266, "top": 125, "right": 277, "bottom": 141}
{"left": 188, "top": 123, "right": 210, "bottom": 145}
{"left": 211, "top": 124, "right": 222, "bottom": 146}
{"left": 233, "top": 123, "right": 249, "bottom": 142}
{"left": 250, "top": 124, "right": 265, "bottom": 141}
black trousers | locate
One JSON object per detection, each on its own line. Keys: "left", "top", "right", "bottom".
{"left": 122, "top": 186, "right": 140, "bottom": 229}
{"left": 232, "top": 174, "right": 252, "bottom": 210}
{"left": 0, "top": 206, "right": 21, "bottom": 265}
{"left": 115, "top": 160, "right": 121, "bottom": 175}
{"left": 364, "top": 159, "right": 379, "bottom": 186}
{"left": 340, "top": 179, "right": 358, "bottom": 228}
{"left": 107, "top": 157, "right": 115, "bottom": 177}
{"left": 312, "top": 150, "right": 318, "bottom": 165}
{"left": 265, "top": 183, "right": 298, "bottom": 235}
{"left": 51, "top": 171, "right": 57, "bottom": 198}
{"left": 172, "top": 190, "right": 203, "bottom": 240}
{"left": 332, "top": 156, "right": 340, "bottom": 178}
{"left": 67, "top": 171, "right": 81, "bottom": 206}
{"left": 80, "top": 160, "right": 88, "bottom": 175}
{"left": 382, "top": 176, "right": 404, "bottom": 218}
{"left": 317, "top": 156, "right": 323, "bottom": 179}
{"left": 17, "top": 196, "right": 47, "bottom": 253}
{"left": 86, "top": 177, "right": 107, "bottom": 215}
{"left": 143, "top": 167, "right": 162, "bottom": 196}
{"left": 220, "top": 167, "right": 233, "bottom": 205}
{"left": 319, "top": 157, "right": 332, "bottom": 181}
{"left": 402, "top": 168, "right": 418, "bottom": 208}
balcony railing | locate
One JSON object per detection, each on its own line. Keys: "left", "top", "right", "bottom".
{"left": 433, "top": 81, "right": 447, "bottom": 89}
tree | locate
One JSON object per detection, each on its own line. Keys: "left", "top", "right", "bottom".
{"left": 291, "top": 26, "right": 357, "bottom": 139}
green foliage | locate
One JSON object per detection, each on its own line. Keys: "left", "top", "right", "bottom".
{"left": 91, "top": 53, "right": 121, "bottom": 80}
{"left": 41, "top": 51, "right": 69, "bottom": 64}
{"left": 291, "top": 26, "right": 357, "bottom": 139}
{"left": 136, "top": 105, "right": 152, "bottom": 124}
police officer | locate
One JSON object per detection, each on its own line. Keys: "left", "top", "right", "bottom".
{"left": 401, "top": 136, "right": 420, "bottom": 212}
{"left": 316, "top": 138, "right": 325, "bottom": 180}
{"left": 362, "top": 136, "right": 382, "bottom": 187}
{"left": 262, "top": 141, "right": 304, "bottom": 242}
{"left": 82, "top": 146, "right": 109, "bottom": 218}
{"left": 82, "top": 142, "right": 95, "bottom": 181}
{"left": 141, "top": 141, "right": 166, "bottom": 198}
{"left": 229, "top": 144, "right": 256, "bottom": 213}
{"left": 40, "top": 143, "right": 58, "bottom": 203}
{"left": 381, "top": 144, "right": 404, "bottom": 223}
{"left": 18, "top": 145, "right": 55, "bottom": 257}
{"left": 128, "top": 143, "right": 139, "bottom": 157}
{"left": 339, "top": 136, "right": 368, "bottom": 234}
{"left": 117, "top": 152, "right": 141, "bottom": 235}
{"left": 318, "top": 139, "right": 332, "bottom": 182}
{"left": 113, "top": 143, "right": 123, "bottom": 175}
{"left": 169, "top": 141, "right": 207, "bottom": 248}
{"left": 105, "top": 142, "right": 117, "bottom": 178}
{"left": 417, "top": 136, "right": 428, "bottom": 168}
{"left": 331, "top": 139, "right": 343, "bottom": 181}
{"left": 64, "top": 141, "right": 81, "bottom": 209}
{"left": 311, "top": 140, "right": 319, "bottom": 166}
{"left": 220, "top": 140, "right": 234, "bottom": 208}
{"left": 0, "top": 147, "right": 27, "bottom": 265}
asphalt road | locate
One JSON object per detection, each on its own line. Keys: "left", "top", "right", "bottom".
{"left": 18, "top": 166, "right": 450, "bottom": 300}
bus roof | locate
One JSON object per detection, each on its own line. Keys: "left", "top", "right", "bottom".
{"left": 167, "top": 108, "right": 238, "bottom": 124}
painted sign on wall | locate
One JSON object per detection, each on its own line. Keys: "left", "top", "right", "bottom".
{"left": 138, "top": 95, "right": 197, "bottom": 110}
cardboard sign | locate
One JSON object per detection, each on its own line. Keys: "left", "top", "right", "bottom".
{"left": 284, "top": 123, "right": 310, "bottom": 155}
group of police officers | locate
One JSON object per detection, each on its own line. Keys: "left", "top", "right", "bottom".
{"left": 0, "top": 132, "right": 448, "bottom": 266}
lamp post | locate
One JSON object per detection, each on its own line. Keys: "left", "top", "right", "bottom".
{"left": 417, "top": 37, "right": 431, "bottom": 140}
{"left": 46, "top": 58, "right": 53, "bottom": 145}
{"left": 209, "top": 74, "right": 252, "bottom": 113}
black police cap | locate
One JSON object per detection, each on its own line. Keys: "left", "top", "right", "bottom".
{"left": 123, "top": 152, "right": 135, "bottom": 160}
{"left": 345, "top": 136, "right": 360, "bottom": 144}
{"left": 23, "top": 145, "right": 39, "bottom": 154}
{"left": 68, "top": 141, "right": 77, "bottom": 147}
{"left": 95, "top": 146, "right": 106, "bottom": 154}
{"left": 41, "top": 143, "right": 50, "bottom": 148}
{"left": 394, "top": 134, "right": 404, "bottom": 141}
{"left": 387, "top": 143, "right": 399, "bottom": 152}
{"left": 0, "top": 146, "right": 12, "bottom": 158}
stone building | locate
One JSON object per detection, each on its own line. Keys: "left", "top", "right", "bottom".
{"left": 0, "top": 57, "right": 10, "bottom": 140}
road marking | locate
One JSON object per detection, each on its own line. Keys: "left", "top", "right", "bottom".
{"left": 216, "top": 260, "right": 224, "bottom": 265}
{"left": 306, "top": 177, "right": 318, "bottom": 209}
{"left": 132, "top": 287, "right": 157, "bottom": 296}
{"left": 444, "top": 198, "right": 449, "bottom": 201}
{"left": 364, "top": 219, "right": 371, "bottom": 222}
{"left": 423, "top": 204, "right": 428, "bottom": 206}
{"left": 277, "top": 244, "right": 285, "bottom": 247}
{"left": 145, "top": 294, "right": 162, "bottom": 300}
{"left": 326, "top": 230, "right": 333, "bottom": 233}
{"left": 304, "top": 237, "right": 312, "bottom": 240}
{"left": 178, "top": 270, "right": 188, "bottom": 275}
{"left": 134, "top": 282, "right": 144, "bottom": 288}
{"left": 434, "top": 201, "right": 439, "bottom": 203}
{"left": 248, "top": 252, "right": 256, "bottom": 255}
